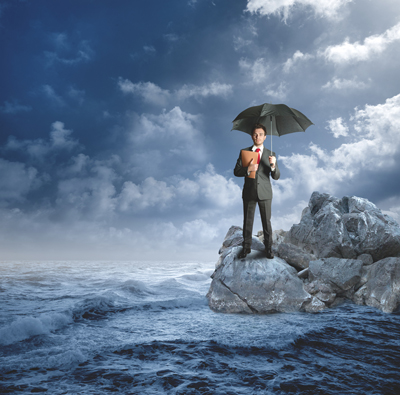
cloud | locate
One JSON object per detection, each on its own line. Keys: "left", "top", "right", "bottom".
{"left": 42, "top": 85, "right": 66, "bottom": 106}
{"left": 246, "top": 0, "right": 352, "bottom": 20}
{"left": 67, "top": 86, "right": 85, "bottom": 105}
{"left": 176, "top": 82, "right": 233, "bottom": 100}
{"left": 283, "top": 50, "right": 314, "bottom": 73}
{"left": 326, "top": 117, "right": 349, "bottom": 138}
{"left": 321, "top": 21, "right": 400, "bottom": 64}
{"left": 277, "top": 93, "right": 400, "bottom": 201}
{"left": 118, "top": 80, "right": 171, "bottom": 106}
{"left": 143, "top": 45, "right": 156, "bottom": 54}
{"left": 0, "top": 100, "right": 32, "bottom": 114}
{"left": 118, "top": 177, "right": 175, "bottom": 211}
{"left": 322, "top": 77, "right": 369, "bottom": 90}
{"left": 163, "top": 33, "right": 180, "bottom": 43}
{"left": 56, "top": 163, "right": 118, "bottom": 220}
{"left": 118, "top": 78, "right": 233, "bottom": 105}
{"left": 117, "top": 163, "right": 241, "bottom": 214}
{"left": 44, "top": 34, "right": 94, "bottom": 66}
{"left": 6, "top": 121, "right": 81, "bottom": 161}
{"left": 233, "top": 36, "right": 253, "bottom": 51}
{"left": 239, "top": 57, "right": 270, "bottom": 84}
{"left": 378, "top": 196, "right": 400, "bottom": 223}
{"left": 0, "top": 159, "right": 43, "bottom": 203}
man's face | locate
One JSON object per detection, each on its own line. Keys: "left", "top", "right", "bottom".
{"left": 252, "top": 128, "right": 266, "bottom": 147}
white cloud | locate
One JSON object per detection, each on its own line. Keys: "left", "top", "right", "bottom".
{"left": 0, "top": 159, "right": 43, "bottom": 203}
{"left": 326, "top": 117, "right": 349, "bottom": 138}
{"left": 272, "top": 200, "right": 308, "bottom": 231}
{"left": 321, "top": 21, "right": 400, "bottom": 64}
{"left": 118, "top": 177, "right": 175, "bottom": 211}
{"left": 126, "top": 106, "right": 208, "bottom": 177}
{"left": 378, "top": 196, "right": 400, "bottom": 224}
{"left": 67, "top": 86, "right": 85, "bottom": 105}
{"left": 322, "top": 77, "right": 369, "bottom": 90}
{"left": 118, "top": 78, "right": 233, "bottom": 105}
{"left": 193, "top": 164, "right": 241, "bottom": 208}
{"left": 45, "top": 34, "right": 94, "bottom": 66}
{"left": 164, "top": 33, "right": 179, "bottom": 43}
{"left": 246, "top": 0, "right": 352, "bottom": 20}
{"left": 239, "top": 57, "right": 270, "bottom": 84}
{"left": 0, "top": 100, "right": 32, "bottom": 114}
{"left": 117, "top": 163, "right": 241, "bottom": 213}
{"left": 283, "top": 50, "right": 314, "bottom": 73}
{"left": 118, "top": 79, "right": 171, "bottom": 106}
{"left": 277, "top": 93, "right": 400, "bottom": 200}
{"left": 6, "top": 121, "right": 81, "bottom": 160}
{"left": 176, "top": 82, "right": 233, "bottom": 100}
{"left": 42, "top": 85, "right": 66, "bottom": 106}
{"left": 233, "top": 36, "right": 253, "bottom": 51}
{"left": 266, "top": 82, "right": 287, "bottom": 100}
{"left": 143, "top": 45, "right": 156, "bottom": 54}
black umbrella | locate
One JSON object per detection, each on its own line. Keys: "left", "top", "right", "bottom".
{"left": 232, "top": 103, "right": 313, "bottom": 154}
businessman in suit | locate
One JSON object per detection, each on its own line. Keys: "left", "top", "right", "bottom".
{"left": 234, "top": 123, "right": 280, "bottom": 259}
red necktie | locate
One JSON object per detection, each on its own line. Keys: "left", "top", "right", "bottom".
{"left": 255, "top": 148, "right": 261, "bottom": 164}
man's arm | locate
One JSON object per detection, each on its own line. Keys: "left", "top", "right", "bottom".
{"left": 269, "top": 156, "right": 280, "bottom": 180}
{"left": 234, "top": 151, "right": 249, "bottom": 177}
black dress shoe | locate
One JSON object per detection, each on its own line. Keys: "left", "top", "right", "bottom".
{"left": 238, "top": 248, "right": 251, "bottom": 259}
{"left": 265, "top": 249, "right": 274, "bottom": 259}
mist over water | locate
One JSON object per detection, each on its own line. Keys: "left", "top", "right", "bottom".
{"left": 1, "top": 260, "right": 400, "bottom": 394}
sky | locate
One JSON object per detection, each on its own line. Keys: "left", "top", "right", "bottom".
{"left": 1, "top": 0, "right": 400, "bottom": 261}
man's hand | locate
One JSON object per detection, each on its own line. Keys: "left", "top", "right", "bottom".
{"left": 269, "top": 155, "right": 276, "bottom": 169}
{"left": 248, "top": 158, "right": 259, "bottom": 172}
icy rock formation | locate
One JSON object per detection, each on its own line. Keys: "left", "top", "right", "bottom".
{"left": 353, "top": 257, "right": 400, "bottom": 313}
{"left": 284, "top": 191, "right": 400, "bottom": 262}
{"left": 207, "top": 247, "right": 324, "bottom": 314}
{"left": 207, "top": 192, "right": 400, "bottom": 314}
{"left": 207, "top": 227, "right": 324, "bottom": 314}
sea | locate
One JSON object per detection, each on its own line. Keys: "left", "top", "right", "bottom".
{"left": 1, "top": 260, "right": 400, "bottom": 394}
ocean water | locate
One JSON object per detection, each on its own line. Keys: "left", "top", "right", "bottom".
{"left": 1, "top": 260, "right": 400, "bottom": 394}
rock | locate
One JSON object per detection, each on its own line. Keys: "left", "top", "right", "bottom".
{"left": 308, "top": 258, "right": 363, "bottom": 293}
{"left": 353, "top": 257, "right": 400, "bottom": 313}
{"left": 356, "top": 253, "right": 374, "bottom": 266}
{"left": 218, "top": 226, "right": 265, "bottom": 256}
{"left": 211, "top": 191, "right": 400, "bottom": 315}
{"left": 297, "top": 268, "right": 309, "bottom": 279}
{"left": 277, "top": 242, "right": 316, "bottom": 271}
{"left": 218, "top": 226, "right": 243, "bottom": 255}
{"left": 285, "top": 192, "right": 400, "bottom": 262}
{"left": 273, "top": 229, "right": 287, "bottom": 245}
{"left": 207, "top": 247, "right": 319, "bottom": 314}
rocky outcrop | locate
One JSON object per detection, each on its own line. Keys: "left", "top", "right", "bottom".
{"left": 305, "top": 257, "right": 363, "bottom": 306}
{"left": 353, "top": 257, "right": 400, "bottom": 313}
{"left": 285, "top": 192, "right": 400, "bottom": 262}
{"left": 207, "top": 192, "right": 400, "bottom": 314}
{"left": 207, "top": 247, "right": 324, "bottom": 314}
{"left": 277, "top": 242, "right": 316, "bottom": 270}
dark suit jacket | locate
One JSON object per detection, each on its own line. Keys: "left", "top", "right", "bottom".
{"left": 234, "top": 146, "right": 280, "bottom": 200}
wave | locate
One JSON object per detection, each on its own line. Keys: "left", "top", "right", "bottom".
{"left": 0, "top": 312, "right": 72, "bottom": 346}
{"left": 120, "top": 279, "right": 153, "bottom": 295}
{"left": 71, "top": 293, "right": 128, "bottom": 320}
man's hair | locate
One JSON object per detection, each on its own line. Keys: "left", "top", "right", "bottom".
{"left": 252, "top": 123, "right": 266, "bottom": 135}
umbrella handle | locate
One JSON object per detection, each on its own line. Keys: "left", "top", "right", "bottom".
{"left": 270, "top": 116, "right": 273, "bottom": 155}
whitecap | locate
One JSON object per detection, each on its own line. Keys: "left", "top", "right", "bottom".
{"left": 0, "top": 312, "right": 72, "bottom": 346}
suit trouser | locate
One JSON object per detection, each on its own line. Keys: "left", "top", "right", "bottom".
{"left": 242, "top": 198, "right": 272, "bottom": 250}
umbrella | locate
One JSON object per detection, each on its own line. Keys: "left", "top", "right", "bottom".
{"left": 232, "top": 103, "right": 313, "bottom": 154}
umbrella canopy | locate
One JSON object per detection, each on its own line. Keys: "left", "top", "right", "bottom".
{"left": 232, "top": 103, "right": 313, "bottom": 154}
{"left": 232, "top": 103, "right": 313, "bottom": 136}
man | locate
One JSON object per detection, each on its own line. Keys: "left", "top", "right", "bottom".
{"left": 234, "top": 123, "right": 280, "bottom": 259}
